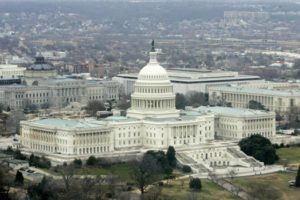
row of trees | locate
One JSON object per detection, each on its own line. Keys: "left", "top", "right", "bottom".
{"left": 175, "top": 92, "right": 208, "bottom": 109}
{"left": 25, "top": 147, "right": 176, "bottom": 200}
{"left": 29, "top": 154, "right": 51, "bottom": 169}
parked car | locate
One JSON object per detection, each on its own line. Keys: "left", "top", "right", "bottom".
{"left": 19, "top": 167, "right": 28, "bottom": 171}
{"left": 288, "top": 180, "right": 295, "bottom": 187}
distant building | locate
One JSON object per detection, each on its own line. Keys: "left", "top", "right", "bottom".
{"left": 113, "top": 68, "right": 262, "bottom": 95}
{"left": 208, "top": 84, "right": 300, "bottom": 113}
{"left": 0, "top": 54, "right": 120, "bottom": 110}
{"left": 24, "top": 55, "right": 58, "bottom": 85}
{"left": 224, "top": 11, "right": 270, "bottom": 24}
{"left": 0, "top": 78, "right": 119, "bottom": 110}
{"left": 0, "top": 64, "right": 25, "bottom": 85}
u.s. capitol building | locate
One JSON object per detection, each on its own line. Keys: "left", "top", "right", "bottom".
{"left": 20, "top": 46, "right": 276, "bottom": 171}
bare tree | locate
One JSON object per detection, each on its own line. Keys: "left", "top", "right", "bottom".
{"left": 208, "top": 171, "right": 218, "bottom": 182}
{"left": 140, "top": 185, "right": 162, "bottom": 200}
{"left": 187, "top": 191, "right": 198, "bottom": 200}
{"left": 57, "top": 164, "right": 75, "bottom": 192}
{"left": 107, "top": 167, "right": 120, "bottom": 198}
{"left": 248, "top": 183, "right": 281, "bottom": 200}
{"left": 227, "top": 169, "right": 237, "bottom": 181}
{"left": 130, "top": 154, "right": 160, "bottom": 194}
{"left": 232, "top": 185, "right": 242, "bottom": 197}
{"left": 180, "top": 179, "right": 185, "bottom": 190}
{"left": 0, "top": 164, "right": 12, "bottom": 200}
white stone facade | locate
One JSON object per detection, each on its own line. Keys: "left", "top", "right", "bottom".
{"left": 195, "top": 106, "right": 276, "bottom": 140}
{"left": 208, "top": 85, "right": 300, "bottom": 113}
{"left": 20, "top": 113, "right": 214, "bottom": 156}
{"left": 0, "top": 64, "right": 25, "bottom": 79}
{"left": 0, "top": 79, "right": 119, "bottom": 110}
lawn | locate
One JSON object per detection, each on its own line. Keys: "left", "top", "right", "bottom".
{"left": 277, "top": 147, "right": 300, "bottom": 167}
{"left": 74, "top": 163, "right": 132, "bottom": 181}
{"left": 160, "top": 178, "right": 240, "bottom": 200}
{"left": 231, "top": 172, "right": 300, "bottom": 200}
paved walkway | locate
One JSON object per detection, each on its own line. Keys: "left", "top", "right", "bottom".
{"left": 211, "top": 178, "right": 251, "bottom": 200}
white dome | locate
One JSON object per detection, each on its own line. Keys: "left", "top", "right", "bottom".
{"left": 137, "top": 52, "right": 169, "bottom": 81}
{"left": 127, "top": 49, "right": 179, "bottom": 119}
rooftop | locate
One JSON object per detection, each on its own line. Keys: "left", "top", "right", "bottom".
{"left": 30, "top": 118, "right": 104, "bottom": 129}
{"left": 0, "top": 64, "right": 23, "bottom": 69}
{"left": 102, "top": 116, "right": 138, "bottom": 122}
{"left": 212, "top": 85, "right": 300, "bottom": 97}
{"left": 116, "top": 69, "right": 260, "bottom": 83}
{"left": 195, "top": 106, "right": 273, "bottom": 117}
{"left": 27, "top": 55, "right": 55, "bottom": 71}
{"left": 143, "top": 113, "right": 206, "bottom": 122}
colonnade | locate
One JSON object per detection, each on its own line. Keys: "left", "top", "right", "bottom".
{"left": 132, "top": 99, "right": 175, "bottom": 110}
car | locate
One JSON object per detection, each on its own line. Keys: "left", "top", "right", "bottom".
{"left": 27, "top": 169, "right": 35, "bottom": 173}
{"left": 288, "top": 180, "right": 295, "bottom": 187}
{"left": 19, "top": 167, "right": 28, "bottom": 171}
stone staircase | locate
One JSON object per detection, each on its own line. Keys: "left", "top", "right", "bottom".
{"left": 227, "top": 147, "right": 263, "bottom": 167}
{"left": 176, "top": 152, "right": 210, "bottom": 173}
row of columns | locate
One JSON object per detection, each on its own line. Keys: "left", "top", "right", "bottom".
{"left": 222, "top": 92, "right": 274, "bottom": 108}
{"left": 132, "top": 99, "right": 175, "bottom": 110}
{"left": 56, "top": 87, "right": 81, "bottom": 97}
{"left": 172, "top": 125, "right": 197, "bottom": 138}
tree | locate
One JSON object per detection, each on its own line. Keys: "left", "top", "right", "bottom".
{"left": 189, "top": 178, "right": 202, "bottom": 191}
{"left": 57, "top": 164, "right": 75, "bottom": 192}
{"left": 27, "top": 177, "right": 58, "bottom": 200}
{"left": 175, "top": 93, "right": 187, "bottom": 109}
{"left": 227, "top": 169, "right": 237, "bottom": 180}
{"left": 146, "top": 150, "right": 172, "bottom": 176}
{"left": 86, "top": 156, "right": 97, "bottom": 166}
{"left": 182, "top": 165, "right": 192, "bottom": 173}
{"left": 293, "top": 59, "right": 300, "bottom": 69}
{"left": 117, "top": 95, "right": 131, "bottom": 110}
{"left": 85, "top": 100, "right": 106, "bottom": 116}
{"left": 140, "top": 185, "right": 162, "bottom": 200}
{"left": 187, "top": 191, "right": 198, "bottom": 200}
{"left": 14, "top": 149, "right": 26, "bottom": 160}
{"left": 239, "top": 135, "right": 279, "bottom": 165}
{"left": 186, "top": 92, "right": 208, "bottom": 107}
{"left": 130, "top": 154, "right": 160, "bottom": 194}
{"left": 166, "top": 146, "right": 176, "bottom": 168}
{"left": 248, "top": 182, "right": 281, "bottom": 200}
{"left": 296, "top": 165, "right": 300, "bottom": 187}
{"left": 0, "top": 165, "right": 11, "bottom": 200}
{"left": 0, "top": 103, "right": 4, "bottom": 114}
{"left": 29, "top": 154, "right": 51, "bottom": 169}
{"left": 248, "top": 100, "right": 266, "bottom": 110}
{"left": 15, "top": 171, "right": 24, "bottom": 186}
{"left": 73, "top": 159, "right": 82, "bottom": 168}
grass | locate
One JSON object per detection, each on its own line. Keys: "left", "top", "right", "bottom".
{"left": 74, "top": 163, "right": 132, "bottom": 181}
{"left": 231, "top": 172, "right": 300, "bottom": 200}
{"left": 160, "top": 178, "right": 240, "bottom": 200}
{"left": 277, "top": 147, "right": 300, "bottom": 167}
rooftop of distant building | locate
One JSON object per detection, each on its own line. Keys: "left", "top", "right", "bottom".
{"left": 195, "top": 106, "right": 274, "bottom": 117}
{"left": 210, "top": 85, "right": 300, "bottom": 97}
